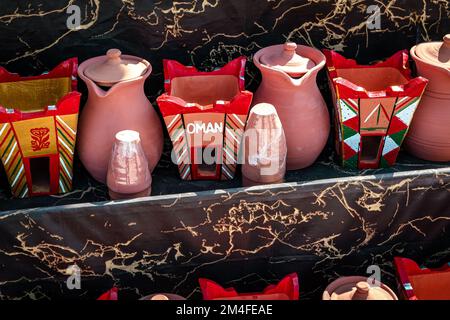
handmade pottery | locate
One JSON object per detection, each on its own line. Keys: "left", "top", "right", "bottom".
{"left": 253, "top": 42, "right": 329, "bottom": 170}
{"left": 323, "top": 276, "right": 398, "bottom": 300}
{"left": 394, "top": 257, "right": 450, "bottom": 300}
{"left": 323, "top": 49, "right": 428, "bottom": 169}
{"left": 140, "top": 293, "right": 186, "bottom": 300}
{"left": 199, "top": 273, "right": 299, "bottom": 300}
{"left": 77, "top": 49, "right": 163, "bottom": 183}
{"left": 241, "top": 103, "right": 287, "bottom": 186}
{"left": 157, "top": 57, "right": 252, "bottom": 181}
{"left": 107, "top": 130, "right": 151, "bottom": 200}
{"left": 0, "top": 58, "right": 80, "bottom": 198}
{"left": 405, "top": 34, "right": 450, "bottom": 161}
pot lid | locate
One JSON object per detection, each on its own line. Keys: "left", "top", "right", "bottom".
{"left": 323, "top": 277, "right": 397, "bottom": 300}
{"left": 415, "top": 34, "right": 450, "bottom": 68}
{"left": 259, "top": 42, "right": 316, "bottom": 77}
{"left": 84, "top": 49, "right": 148, "bottom": 86}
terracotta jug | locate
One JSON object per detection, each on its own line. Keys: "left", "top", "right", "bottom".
{"left": 405, "top": 34, "right": 450, "bottom": 161}
{"left": 107, "top": 130, "right": 152, "bottom": 200}
{"left": 77, "top": 49, "right": 163, "bottom": 183}
{"left": 253, "top": 42, "right": 330, "bottom": 170}
{"left": 241, "top": 103, "right": 287, "bottom": 186}
{"left": 323, "top": 276, "right": 398, "bottom": 300}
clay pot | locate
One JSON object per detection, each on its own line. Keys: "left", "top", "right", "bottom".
{"left": 323, "top": 276, "right": 398, "bottom": 300}
{"left": 253, "top": 42, "right": 329, "bottom": 170}
{"left": 140, "top": 293, "right": 186, "bottom": 300}
{"left": 106, "top": 130, "right": 151, "bottom": 200}
{"left": 77, "top": 49, "right": 163, "bottom": 183}
{"left": 241, "top": 103, "right": 287, "bottom": 186}
{"left": 405, "top": 34, "right": 450, "bottom": 161}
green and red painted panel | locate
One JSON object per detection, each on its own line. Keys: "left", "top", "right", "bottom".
{"left": 324, "top": 50, "right": 428, "bottom": 169}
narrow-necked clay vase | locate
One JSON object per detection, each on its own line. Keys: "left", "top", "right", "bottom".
{"left": 77, "top": 49, "right": 163, "bottom": 183}
{"left": 323, "top": 276, "right": 398, "bottom": 300}
{"left": 253, "top": 42, "right": 330, "bottom": 170}
{"left": 405, "top": 34, "right": 450, "bottom": 161}
{"left": 242, "top": 103, "right": 287, "bottom": 186}
{"left": 106, "top": 130, "right": 152, "bottom": 200}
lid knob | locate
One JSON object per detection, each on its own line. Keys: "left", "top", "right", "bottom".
{"left": 352, "top": 281, "right": 370, "bottom": 300}
{"left": 284, "top": 42, "right": 298, "bottom": 52}
{"left": 443, "top": 34, "right": 450, "bottom": 48}
{"left": 106, "top": 49, "right": 122, "bottom": 64}
{"left": 151, "top": 294, "right": 169, "bottom": 300}
{"left": 356, "top": 281, "right": 370, "bottom": 294}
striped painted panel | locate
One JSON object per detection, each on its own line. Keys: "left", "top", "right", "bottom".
{"left": 222, "top": 113, "right": 246, "bottom": 180}
{"left": 55, "top": 115, "right": 77, "bottom": 193}
{"left": 0, "top": 122, "right": 28, "bottom": 198}
{"left": 164, "top": 114, "right": 192, "bottom": 180}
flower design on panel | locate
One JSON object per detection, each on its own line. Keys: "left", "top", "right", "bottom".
{"left": 30, "top": 127, "right": 50, "bottom": 151}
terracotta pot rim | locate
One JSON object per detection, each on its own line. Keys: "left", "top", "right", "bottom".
{"left": 410, "top": 45, "right": 450, "bottom": 75}
{"left": 253, "top": 44, "right": 326, "bottom": 78}
{"left": 78, "top": 54, "right": 152, "bottom": 86}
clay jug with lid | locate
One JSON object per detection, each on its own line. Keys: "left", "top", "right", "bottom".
{"left": 77, "top": 49, "right": 163, "bottom": 183}
{"left": 405, "top": 34, "right": 450, "bottom": 161}
{"left": 253, "top": 42, "right": 330, "bottom": 170}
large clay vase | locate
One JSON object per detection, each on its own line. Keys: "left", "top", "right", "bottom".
{"left": 253, "top": 42, "right": 330, "bottom": 170}
{"left": 323, "top": 276, "right": 398, "bottom": 300}
{"left": 77, "top": 49, "right": 163, "bottom": 183}
{"left": 106, "top": 130, "right": 152, "bottom": 200}
{"left": 405, "top": 34, "right": 450, "bottom": 161}
{"left": 242, "top": 103, "right": 287, "bottom": 186}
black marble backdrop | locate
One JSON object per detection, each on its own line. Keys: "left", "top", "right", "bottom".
{"left": 0, "top": 0, "right": 448, "bottom": 98}
{"left": 0, "top": 1, "right": 449, "bottom": 300}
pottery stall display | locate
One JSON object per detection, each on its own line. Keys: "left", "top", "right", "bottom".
{"left": 253, "top": 42, "right": 329, "bottom": 170}
{"left": 199, "top": 273, "right": 299, "bottom": 300}
{"left": 323, "top": 50, "right": 428, "bottom": 169}
{"left": 0, "top": 58, "right": 81, "bottom": 197}
{"left": 323, "top": 276, "right": 398, "bottom": 300}
{"left": 405, "top": 34, "right": 450, "bottom": 161}
{"left": 241, "top": 103, "right": 287, "bottom": 186}
{"left": 106, "top": 130, "right": 152, "bottom": 200}
{"left": 157, "top": 57, "right": 252, "bottom": 180}
{"left": 394, "top": 257, "right": 450, "bottom": 300}
{"left": 77, "top": 49, "right": 163, "bottom": 183}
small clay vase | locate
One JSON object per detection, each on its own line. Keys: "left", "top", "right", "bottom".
{"left": 106, "top": 130, "right": 152, "bottom": 200}
{"left": 323, "top": 276, "right": 398, "bottom": 300}
{"left": 253, "top": 42, "right": 329, "bottom": 170}
{"left": 78, "top": 49, "right": 163, "bottom": 183}
{"left": 242, "top": 103, "right": 287, "bottom": 186}
{"left": 405, "top": 34, "right": 450, "bottom": 161}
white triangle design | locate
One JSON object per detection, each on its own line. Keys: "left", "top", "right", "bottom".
{"left": 339, "top": 100, "right": 357, "bottom": 122}
{"left": 344, "top": 133, "right": 360, "bottom": 152}
{"left": 396, "top": 99, "right": 418, "bottom": 126}
{"left": 382, "top": 136, "right": 399, "bottom": 156}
